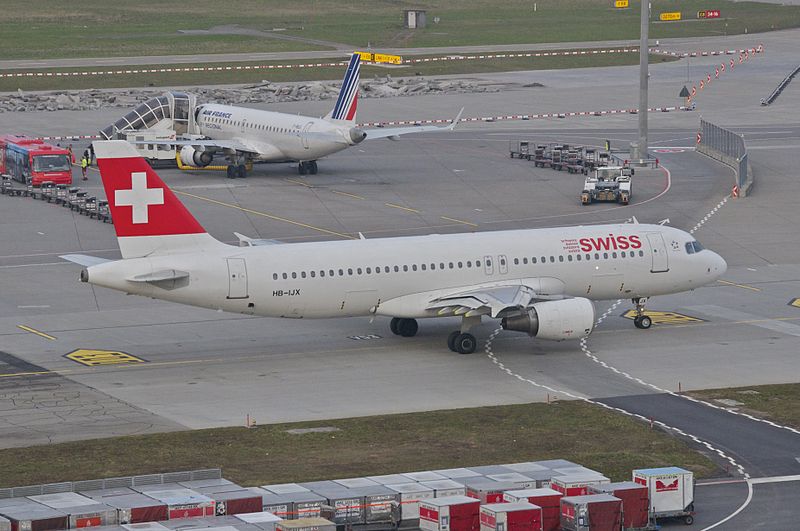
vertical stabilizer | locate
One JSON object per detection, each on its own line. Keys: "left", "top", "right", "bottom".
{"left": 326, "top": 53, "right": 361, "bottom": 123}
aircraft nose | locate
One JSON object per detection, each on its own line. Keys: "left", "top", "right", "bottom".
{"left": 709, "top": 251, "right": 727, "bottom": 279}
{"left": 349, "top": 128, "right": 367, "bottom": 144}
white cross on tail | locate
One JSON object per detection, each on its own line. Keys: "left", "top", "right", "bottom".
{"left": 114, "top": 172, "right": 164, "bottom": 224}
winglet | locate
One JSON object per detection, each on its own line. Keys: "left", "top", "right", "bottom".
{"left": 447, "top": 107, "right": 465, "bottom": 131}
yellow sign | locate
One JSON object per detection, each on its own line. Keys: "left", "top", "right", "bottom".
{"left": 660, "top": 12, "right": 682, "bottom": 21}
{"left": 65, "top": 349, "right": 146, "bottom": 367}
{"left": 354, "top": 51, "right": 403, "bottom": 65}
{"left": 622, "top": 310, "right": 702, "bottom": 325}
{"left": 790, "top": 299, "right": 800, "bottom": 308}
{"left": 615, "top": 0, "right": 629, "bottom": 8}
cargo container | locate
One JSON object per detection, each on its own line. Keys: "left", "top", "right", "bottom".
{"left": 249, "top": 488, "right": 325, "bottom": 520}
{"left": 178, "top": 480, "right": 237, "bottom": 491}
{"left": 259, "top": 486, "right": 310, "bottom": 496}
{"left": 560, "top": 495, "right": 622, "bottom": 531}
{"left": 28, "top": 493, "right": 118, "bottom": 528}
{"left": 344, "top": 486, "right": 400, "bottom": 526}
{"left": 384, "top": 483, "right": 434, "bottom": 524}
{"left": 331, "top": 479, "right": 379, "bottom": 489}
{"left": 550, "top": 474, "right": 609, "bottom": 497}
{"left": 632, "top": 467, "right": 694, "bottom": 524}
{"left": 419, "top": 480, "right": 467, "bottom": 498}
{"left": 499, "top": 463, "right": 549, "bottom": 475}
{"left": 401, "top": 472, "right": 447, "bottom": 483}
{"left": 81, "top": 488, "right": 169, "bottom": 525}
{"left": 0, "top": 516, "right": 10, "bottom": 531}
{"left": 365, "top": 475, "right": 410, "bottom": 486}
{"left": 463, "top": 478, "right": 518, "bottom": 504}
{"left": 431, "top": 469, "right": 481, "bottom": 480}
{"left": 485, "top": 474, "right": 537, "bottom": 490}
{"left": 131, "top": 488, "right": 215, "bottom": 520}
{"left": 480, "top": 502, "right": 542, "bottom": 531}
{"left": 466, "top": 466, "right": 510, "bottom": 477}
{"left": 419, "top": 496, "right": 480, "bottom": 531}
{"left": 0, "top": 498, "right": 69, "bottom": 531}
{"left": 275, "top": 517, "right": 335, "bottom": 531}
{"left": 589, "top": 482, "right": 649, "bottom": 529}
{"left": 234, "top": 512, "right": 282, "bottom": 531}
{"left": 502, "top": 489, "right": 562, "bottom": 531}
{"left": 198, "top": 490, "right": 262, "bottom": 517}
{"left": 298, "top": 483, "right": 364, "bottom": 526}
{"left": 122, "top": 522, "right": 170, "bottom": 531}
{"left": 528, "top": 460, "right": 579, "bottom": 470}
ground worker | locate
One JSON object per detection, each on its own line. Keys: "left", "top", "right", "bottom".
{"left": 81, "top": 156, "right": 88, "bottom": 181}
{"left": 84, "top": 149, "right": 91, "bottom": 167}
{"left": 68, "top": 144, "right": 75, "bottom": 164}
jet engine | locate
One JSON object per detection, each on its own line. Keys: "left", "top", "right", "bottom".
{"left": 179, "top": 145, "right": 213, "bottom": 167}
{"left": 349, "top": 128, "right": 367, "bottom": 144}
{"left": 501, "top": 298, "right": 595, "bottom": 341}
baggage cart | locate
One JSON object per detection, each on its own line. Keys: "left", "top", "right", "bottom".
{"left": 509, "top": 141, "right": 532, "bottom": 160}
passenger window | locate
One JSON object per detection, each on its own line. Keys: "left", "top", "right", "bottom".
{"left": 394, "top": 266, "right": 399, "bottom": 272}
{"left": 282, "top": 273, "right": 287, "bottom": 279}
{"left": 586, "top": 254, "right": 591, "bottom": 260}
{"left": 449, "top": 262, "right": 454, "bottom": 269}
{"left": 412, "top": 265, "right": 418, "bottom": 271}
{"left": 594, "top": 253, "right": 600, "bottom": 260}
{"left": 621, "top": 251, "right": 626, "bottom": 258}
{"left": 458, "top": 262, "right": 463, "bottom": 268}
{"left": 339, "top": 269, "right": 344, "bottom": 276}
{"left": 576, "top": 254, "right": 581, "bottom": 261}
{"left": 567, "top": 255, "right": 573, "bottom": 262}
{"left": 357, "top": 268, "right": 362, "bottom": 274}
{"left": 612, "top": 252, "right": 617, "bottom": 258}
{"left": 603, "top": 252, "right": 609, "bottom": 259}
{"left": 320, "top": 270, "right": 325, "bottom": 277}
{"left": 421, "top": 264, "right": 427, "bottom": 271}
{"left": 330, "top": 269, "right": 335, "bottom": 276}
{"left": 467, "top": 261, "right": 472, "bottom": 268}
{"left": 639, "top": 250, "right": 644, "bottom": 257}
{"left": 500, "top": 258, "right": 506, "bottom": 265}
{"left": 273, "top": 273, "right": 278, "bottom": 280}
{"left": 440, "top": 263, "right": 445, "bottom": 269}
{"left": 292, "top": 272, "right": 297, "bottom": 279}
{"left": 301, "top": 272, "right": 307, "bottom": 278}
{"left": 385, "top": 266, "right": 390, "bottom": 273}
{"left": 558, "top": 256, "right": 564, "bottom": 262}
{"left": 541, "top": 256, "right": 546, "bottom": 263}
{"left": 550, "top": 256, "right": 555, "bottom": 263}
{"left": 348, "top": 268, "right": 354, "bottom": 275}
{"left": 403, "top": 265, "right": 409, "bottom": 272}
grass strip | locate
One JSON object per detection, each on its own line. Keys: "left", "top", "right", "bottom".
{"left": 0, "top": 400, "right": 718, "bottom": 488}
{"left": 690, "top": 383, "right": 800, "bottom": 430}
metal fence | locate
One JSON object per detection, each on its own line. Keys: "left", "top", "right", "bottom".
{"left": 697, "top": 119, "right": 752, "bottom": 196}
{"left": 0, "top": 468, "right": 221, "bottom": 499}
{"left": 761, "top": 65, "right": 800, "bottom": 106}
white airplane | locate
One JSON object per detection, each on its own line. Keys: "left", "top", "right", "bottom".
{"left": 160, "top": 53, "right": 462, "bottom": 178}
{"left": 62, "top": 141, "right": 727, "bottom": 354}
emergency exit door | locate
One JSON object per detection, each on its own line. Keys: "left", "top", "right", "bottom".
{"left": 227, "top": 258, "right": 248, "bottom": 298}
{"left": 646, "top": 233, "right": 669, "bottom": 273}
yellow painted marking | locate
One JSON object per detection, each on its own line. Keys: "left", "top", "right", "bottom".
{"left": 385, "top": 203, "right": 420, "bottom": 213}
{"left": 284, "top": 178, "right": 313, "bottom": 188}
{"left": 614, "top": 0, "right": 629, "bottom": 7}
{"left": 65, "top": 349, "right": 146, "bottom": 367}
{"left": 717, "top": 279, "right": 761, "bottom": 292}
{"left": 17, "top": 325, "right": 57, "bottom": 341}
{"left": 622, "top": 310, "right": 703, "bottom": 325}
{"left": 332, "top": 190, "right": 365, "bottom": 200}
{"left": 173, "top": 190, "right": 356, "bottom": 240}
{"left": 440, "top": 216, "right": 478, "bottom": 228}
{"left": 789, "top": 298, "right": 800, "bottom": 308}
{"left": 0, "top": 370, "right": 51, "bottom": 378}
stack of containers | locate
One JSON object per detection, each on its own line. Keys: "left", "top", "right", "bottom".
{"left": 81, "top": 487, "right": 169, "bottom": 524}
{"left": 131, "top": 486, "right": 215, "bottom": 520}
{"left": 479, "top": 502, "right": 541, "bottom": 531}
{"left": 589, "top": 482, "right": 649, "bottom": 530}
{"left": 463, "top": 478, "right": 519, "bottom": 504}
{"left": 419, "top": 496, "right": 480, "bottom": 531}
{"left": 0, "top": 515, "right": 9, "bottom": 531}
{"left": 28, "top": 492, "right": 118, "bottom": 528}
{"left": 0, "top": 497, "right": 68, "bottom": 531}
{"left": 298, "top": 481, "right": 365, "bottom": 527}
{"left": 550, "top": 474, "right": 610, "bottom": 497}
{"left": 179, "top": 480, "right": 262, "bottom": 517}
{"left": 252, "top": 485, "right": 326, "bottom": 520}
{"left": 331, "top": 479, "right": 400, "bottom": 527}
{"left": 383, "top": 483, "right": 434, "bottom": 527}
{"left": 233, "top": 512, "right": 282, "bottom": 531}
{"left": 559, "top": 494, "right": 622, "bottom": 531}
{"left": 502, "top": 489, "right": 562, "bottom": 531}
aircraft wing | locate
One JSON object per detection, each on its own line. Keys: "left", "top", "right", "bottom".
{"left": 364, "top": 108, "right": 463, "bottom": 141}
{"left": 129, "top": 138, "right": 258, "bottom": 154}
{"left": 426, "top": 284, "right": 537, "bottom": 319}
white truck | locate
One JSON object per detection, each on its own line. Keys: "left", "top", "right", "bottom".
{"left": 633, "top": 467, "right": 695, "bottom": 526}
{"left": 580, "top": 165, "right": 633, "bottom": 205}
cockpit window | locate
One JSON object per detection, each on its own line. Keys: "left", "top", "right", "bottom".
{"left": 685, "top": 241, "right": 705, "bottom": 254}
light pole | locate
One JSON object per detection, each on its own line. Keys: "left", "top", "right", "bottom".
{"left": 633, "top": 0, "right": 649, "bottom": 162}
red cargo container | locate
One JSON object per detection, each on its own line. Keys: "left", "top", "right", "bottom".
{"left": 80, "top": 488, "right": 168, "bottom": 524}
{"left": 550, "top": 474, "right": 609, "bottom": 497}
{"left": 560, "top": 494, "right": 622, "bottom": 531}
{"left": 419, "top": 496, "right": 480, "bottom": 531}
{"left": 589, "top": 482, "right": 649, "bottom": 529}
{"left": 480, "top": 502, "right": 542, "bottom": 531}
{"left": 463, "top": 478, "right": 518, "bottom": 504}
{"left": 502, "top": 489, "right": 561, "bottom": 531}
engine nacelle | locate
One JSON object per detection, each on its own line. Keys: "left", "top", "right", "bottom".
{"left": 501, "top": 298, "right": 595, "bottom": 341}
{"left": 179, "top": 145, "right": 213, "bottom": 167}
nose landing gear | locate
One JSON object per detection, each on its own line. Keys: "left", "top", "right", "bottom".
{"left": 632, "top": 297, "right": 652, "bottom": 329}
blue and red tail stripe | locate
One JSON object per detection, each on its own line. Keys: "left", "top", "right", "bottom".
{"left": 330, "top": 54, "right": 361, "bottom": 121}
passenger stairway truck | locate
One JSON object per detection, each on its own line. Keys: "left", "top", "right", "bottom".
{"left": 581, "top": 165, "right": 633, "bottom": 205}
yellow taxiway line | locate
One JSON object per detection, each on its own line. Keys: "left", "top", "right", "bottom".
{"left": 440, "top": 215, "right": 478, "bottom": 228}
{"left": 717, "top": 279, "right": 761, "bottom": 292}
{"left": 16, "top": 325, "right": 57, "bottom": 341}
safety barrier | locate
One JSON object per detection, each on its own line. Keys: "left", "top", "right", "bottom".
{"left": 761, "top": 64, "right": 800, "bottom": 105}
{"left": 0, "top": 469, "right": 221, "bottom": 498}
{"left": 696, "top": 119, "right": 753, "bottom": 197}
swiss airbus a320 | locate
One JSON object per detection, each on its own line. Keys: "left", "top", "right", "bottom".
{"left": 63, "top": 141, "right": 727, "bottom": 354}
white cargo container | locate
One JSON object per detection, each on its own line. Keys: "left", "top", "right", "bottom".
{"left": 0, "top": 515, "right": 10, "bottom": 531}
{"left": 234, "top": 511, "right": 282, "bottom": 531}
{"left": 633, "top": 467, "right": 694, "bottom": 517}
{"left": 419, "top": 480, "right": 467, "bottom": 498}
{"left": 385, "top": 483, "right": 435, "bottom": 522}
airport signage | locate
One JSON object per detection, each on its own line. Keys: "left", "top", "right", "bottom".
{"left": 659, "top": 12, "right": 682, "bottom": 21}
{"left": 614, "top": 0, "right": 629, "bottom": 8}
{"left": 355, "top": 51, "right": 403, "bottom": 65}
{"left": 698, "top": 10, "right": 721, "bottom": 19}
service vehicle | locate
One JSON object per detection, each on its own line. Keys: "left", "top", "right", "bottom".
{"left": 581, "top": 166, "right": 633, "bottom": 205}
{"left": 0, "top": 135, "right": 72, "bottom": 186}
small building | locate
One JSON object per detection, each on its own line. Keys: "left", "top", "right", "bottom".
{"left": 404, "top": 10, "right": 427, "bottom": 29}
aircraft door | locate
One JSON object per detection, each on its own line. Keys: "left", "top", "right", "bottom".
{"left": 483, "top": 256, "right": 494, "bottom": 276}
{"left": 646, "top": 233, "right": 669, "bottom": 273}
{"left": 227, "top": 258, "right": 249, "bottom": 299}
{"left": 498, "top": 255, "right": 508, "bottom": 275}
{"left": 301, "top": 122, "right": 314, "bottom": 149}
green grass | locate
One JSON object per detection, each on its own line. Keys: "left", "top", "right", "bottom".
{"left": 0, "top": 52, "right": 675, "bottom": 92}
{"left": 691, "top": 383, "right": 800, "bottom": 429}
{"left": 0, "top": 400, "right": 718, "bottom": 488}
{"left": 0, "top": 1, "right": 798, "bottom": 60}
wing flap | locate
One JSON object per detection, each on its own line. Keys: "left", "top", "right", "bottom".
{"left": 427, "top": 284, "right": 536, "bottom": 318}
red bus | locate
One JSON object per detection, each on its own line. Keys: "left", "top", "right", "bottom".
{"left": 0, "top": 135, "right": 73, "bottom": 186}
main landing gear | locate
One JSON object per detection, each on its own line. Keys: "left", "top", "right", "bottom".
{"left": 390, "top": 315, "right": 480, "bottom": 355}
{"left": 226, "top": 164, "right": 247, "bottom": 178}
{"left": 298, "top": 161, "right": 318, "bottom": 175}
{"left": 632, "top": 297, "right": 652, "bottom": 329}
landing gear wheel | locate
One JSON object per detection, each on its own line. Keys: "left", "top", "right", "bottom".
{"left": 683, "top": 515, "right": 694, "bottom": 525}
{"left": 634, "top": 315, "right": 652, "bottom": 329}
{"left": 447, "top": 331, "right": 461, "bottom": 352}
{"left": 237, "top": 164, "right": 247, "bottom": 178}
{"left": 397, "top": 318, "right": 418, "bottom": 337}
{"left": 454, "top": 333, "right": 477, "bottom": 354}
{"left": 226, "top": 165, "right": 236, "bottom": 179}
{"left": 390, "top": 317, "right": 401, "bottom": 336}
{"left": 309, "top": 161, "right": 318, "bottom": 175}
{"left": 298, "top": 162, "right": 307, "bottom": 175}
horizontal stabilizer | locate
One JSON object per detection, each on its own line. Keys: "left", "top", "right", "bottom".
{"left": 60, "top": 254, "right": 112, "bottom": 267}
{"left": 234, "top": 232, "right": 283, "bottom": 247}
{"left": 127, "top": 269, "right": 190, "bottom": 283}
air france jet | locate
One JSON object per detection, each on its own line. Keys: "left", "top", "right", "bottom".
{"left": 62, "top": 141, "right": 727, "bottom": 354}
{"left": 166, "top": 53, "right": 462, "bottom": 178}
